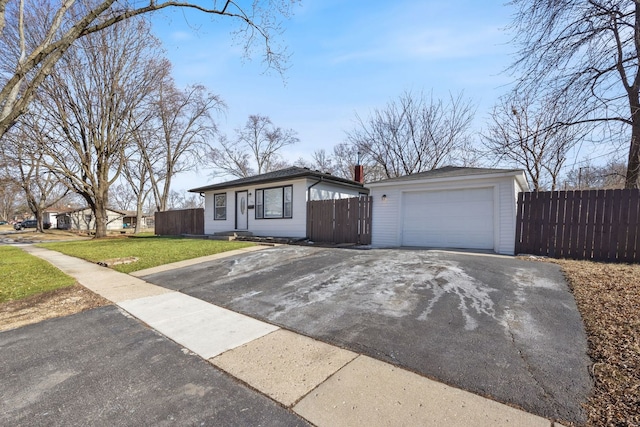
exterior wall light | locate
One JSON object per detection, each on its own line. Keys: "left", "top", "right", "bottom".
{"left": 381, "top": 194, "right": 387, "bottom": 201}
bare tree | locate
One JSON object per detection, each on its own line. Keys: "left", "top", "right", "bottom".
{"left": 564, "top": 159, "right": 627, "bottom": 190}
{"left": 1, "top": 123, "right": 68, "bottom": 231}
{"left": 0, "top": 0, "right": 296, "bottom": 140}
{"left": 0, "top": 175, "right": 21, "bottom": 221}
{"left": 121, "top": 116, "right": 158, "bottom": 232}
{"left": 109, "top": 182, "right": 136, "bottom": 212}
{"left": 346, "top": 90, "right": 476, "bottom": 179}
{"left": 330, "top": 143, "right": 361, "bottom": 181}
{"left": 309, "top": 149, "right": 334, "bottom": 173}
{"left": 294, "top": 144, "right": 387, "bottom": 183}
{"left": 208, "top": 114, "right": 298, "bottom": 178}
{"left": 165, "top": 189, "right": 205, "bottom": 210}
{"left": 142, "top": 77, "right": 224, "bottom": 212}
{"left": 166, "top": 189, "right": 187, "bottom": 210}
{"left": 482, "top": 90, "right": 586, "bottom": 191}
{"left": 508, "top": 0, "right": 640, "bottom": 188}
{"left": 34, "top": 18, "right": 162, "bottom": 238}
{"left": 121, "top": 144, "right": 153, "bottom": 233}
{"left": 294, "top": 149, "right": 335, "bottom": 173}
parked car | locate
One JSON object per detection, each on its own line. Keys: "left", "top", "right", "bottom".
{"left": 14, "top": 220, "right": 51, "bottom": 230}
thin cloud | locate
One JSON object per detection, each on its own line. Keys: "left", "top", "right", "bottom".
{"left": 329, "top": 24, "right": 507, "bottom": 65}
{"left": 170, "top": 31, "right": 193, "bottom": 42}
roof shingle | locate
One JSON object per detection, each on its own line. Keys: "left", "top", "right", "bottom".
{"left": 189, "top": 166, "right": 366, "bottom": 193}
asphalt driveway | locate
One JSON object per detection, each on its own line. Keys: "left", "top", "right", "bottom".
{"left": 141, "top": 246, "right": 592, "bottom": 424}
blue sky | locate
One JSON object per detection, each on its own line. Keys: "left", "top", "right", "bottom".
{"left": 150, "top": 1, "right": 518, "bottom": 190}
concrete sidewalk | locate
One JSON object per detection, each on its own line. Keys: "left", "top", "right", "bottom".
{"left": 21, "top": 245, "right": 559, "bottom": 427}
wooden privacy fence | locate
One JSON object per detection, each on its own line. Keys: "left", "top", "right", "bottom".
{"left": 155, "top": 208, "right": 204, "bottom": 236}
{"left": 515, "top": 189, "right": 640, "bottom": 262}
{"left": 307, "top": 196, "right": 372, "bottom": 245}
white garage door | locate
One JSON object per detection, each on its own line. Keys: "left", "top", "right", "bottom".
{"left": 402, "top": 187, "right": 494, "bottom": 249}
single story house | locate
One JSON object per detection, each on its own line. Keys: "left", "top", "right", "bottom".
{"left": 189, "top": 167, "right": 369, "bottom": 238}
{"left": 57, "top": 207, "right": 126, "bottom": 231}
{"left": 121, "top": 211, "right": 155, "bottom": 229}
{"left": 367, "top": 166, "right": 529, "bottom": 255}
{"left": 43, "top": 209, "right": 60, "bottom": 228}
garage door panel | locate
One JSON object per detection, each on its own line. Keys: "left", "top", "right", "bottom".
{"left": 401, "top": 188, "right": 494, "bottom": 249}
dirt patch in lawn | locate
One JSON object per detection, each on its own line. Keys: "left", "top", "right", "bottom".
{"left": 553, "top": 259, "right": 640, "bottom": 427}
{"left": 0, "top": 284, "right": 111, "bottom": 332}
{"left": 0, "top": 229, "right": 92, "bottom": 243}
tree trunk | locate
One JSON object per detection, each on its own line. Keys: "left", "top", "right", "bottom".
{"left": 626, "top": 125, "right": 640, "bottom": 189}
{"left": 93, "top": 197, "right": 108, "bottom": 238}
{"left": 134, "top": 200, "right": 144, "bottom": 234}
{"left": 35, "top": 205, "right": 44, "bottom": 233}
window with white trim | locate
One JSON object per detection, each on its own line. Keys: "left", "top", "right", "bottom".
{"left": 255, "top": 186, "right": 292, "bottom": 219}
{"left": 214, "top": 193, "right": 226, "bottom": 220}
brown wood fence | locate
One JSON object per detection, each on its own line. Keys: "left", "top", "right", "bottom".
{"left": 155, "top": 208, "right": 204, "bottom": 236}
{"left": 307, "top": 197, "right": 372, "bottom": 244}
{"left": 515, "top": 190, "right": 640, "bottom": 262}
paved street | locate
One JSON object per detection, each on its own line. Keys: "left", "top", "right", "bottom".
{"left": 0, "top": 305, "right": 308, "bottom": 427}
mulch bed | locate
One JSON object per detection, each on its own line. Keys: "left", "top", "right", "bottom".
{"left": 553, "top": 260, "right": 640, "bottom": 427}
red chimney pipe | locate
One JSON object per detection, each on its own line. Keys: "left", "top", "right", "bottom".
{"left": 354, "top": 165, "right": 364, "bottom": 183}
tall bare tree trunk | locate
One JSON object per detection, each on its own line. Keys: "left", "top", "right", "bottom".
{"left": 626, "top": 100, "right": 640, "bottom": 188}
{"left": 134, "top": 199, "right": 144, "bottom": 234}
{"left": 93, "top": 194, "right": 108, "bottom": 238}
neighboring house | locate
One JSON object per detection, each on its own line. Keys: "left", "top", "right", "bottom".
{"left": 121, "top": 211, "right": 155, "bottom": 229}
{"left": 189, "top": 167, "right": 369, "bottom": 238}
{"left": 57, "top": 207, "right": 126, "bottom": 231}
{"left": 43, "top": 209, "right": 59, "bottom": 228}
{"left": 367, "top": 166, "right": 529, "bottom": 255}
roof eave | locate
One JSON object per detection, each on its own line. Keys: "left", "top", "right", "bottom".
{"left": 189, "top": 173, "right": 366, "bottom": 193}
{"left": 366, "top": 170, "right": 528, "bottom": 188}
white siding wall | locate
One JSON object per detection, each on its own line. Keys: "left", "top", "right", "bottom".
{"left": 203, "top": 189, "right": 235, "bottom": 235}
{"left": 495, "top": 179, "right": 517, "bottom": 254}
{"left": 107, "top": 213, "right": 124, "bottom": 230}
{"left": 202, "top": 178, "right": 365, "bottom": 238}
{"left": 247, "top": 181, "right": 307, "bottom": 238}
{"left": 370, "top": 188, "right": 402, "bottom": 247}
{"left": 44, "top": 212, "right": 58, "bottom": 228}
{"left": 67, "top": 209, "right": 124, "bottom": 231}
{"left": 370, "top": 176, "right": 522, "bottom": 254}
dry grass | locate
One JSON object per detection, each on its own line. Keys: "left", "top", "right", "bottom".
{"left": 0, "top": 285, "right": 110, "bottom": 332}
{"left": 553, "top": 259, "right": 640, "bottom": 427}
{"left": 1, "top": 228, "right": 91, "bottom": 242}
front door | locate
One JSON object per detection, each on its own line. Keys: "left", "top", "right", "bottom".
{"left": 236, "top": 191, "right": 248, "bottom": 230}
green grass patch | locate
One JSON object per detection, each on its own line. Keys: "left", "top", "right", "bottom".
{"left": 39, "top": 236, "right": 255, "bottom": 273}
{"left": 0, "top": 246, "right": 76, "bottom": 303}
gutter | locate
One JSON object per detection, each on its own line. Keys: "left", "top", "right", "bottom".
{"left": 307, "top": 177, "right": 324, "bottom": 201}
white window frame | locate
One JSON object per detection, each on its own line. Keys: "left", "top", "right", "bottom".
{"left": 214, "top": 193, "right": 227, "bottom": 220}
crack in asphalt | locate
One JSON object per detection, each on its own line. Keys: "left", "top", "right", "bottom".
{"left": 503, "top": 314, "right": 559, "bottom": 415}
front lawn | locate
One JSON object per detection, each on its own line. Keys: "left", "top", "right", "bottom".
{"left": 0, "top": 246, "right": 76, "bottom": 303}
{"left": 39, "top": 235, "right": 255, "bottom": 273}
